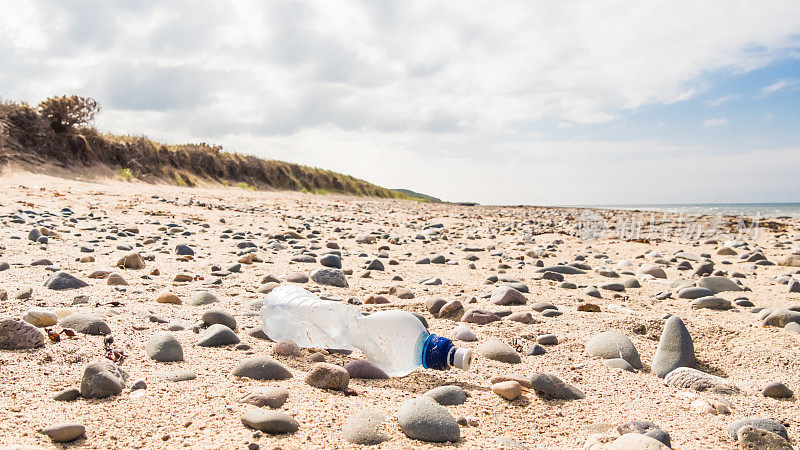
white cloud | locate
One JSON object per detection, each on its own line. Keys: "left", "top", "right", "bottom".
{"left": 758, "top": 78, "right": 800, "bottom": 96}
{"left": 1, "top": 0, "right": 800, "bottom": 203}
{"left": 703, "top": 118, "right": 729, "bottom": 128}
{"left": 704, "top": 94, "right": 740, "bottom": 107}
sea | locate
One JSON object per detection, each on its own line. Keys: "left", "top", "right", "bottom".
{"left": 573, "top": 203, "right": 800, "bottom": 219}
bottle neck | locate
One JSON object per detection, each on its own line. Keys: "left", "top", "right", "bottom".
{"left": 421, "top": 334, "right": 455, "bottom": 370}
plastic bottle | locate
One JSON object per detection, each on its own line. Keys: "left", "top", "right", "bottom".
{"left": 260, "top": 285, "right": 472, "bottom": 377}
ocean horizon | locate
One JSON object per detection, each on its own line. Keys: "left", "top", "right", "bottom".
{"left": 564, "top": 202, "right": 800, "bottom": 218}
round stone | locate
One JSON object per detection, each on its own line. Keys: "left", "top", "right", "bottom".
{"left": 492, "top": 380, "right": 523, "bottom": 401}
{"left": 344, "top": 359, "right": 389, "bottom": 379}
{"left": 305, "top": 363, "right": 349, "bottom": 390}
{"left": 397, "top": 397, "right": 460, "bottom": 442}
{"left": 202, "top": 308, "right": 236, "bottom": 330}
{"left": 424, "top": 385, "right": 467, "bottom": 406}
{"left": 241, "top": 409, "right": 299, "bottom": 434}
{"left": 40, "top": 422, "right": 85, "bottom": 442}
{"left": 342, "top": 409, "right": 389, "bottom": 445}
{"left": 145, "top": 331, "right": 184, "bottom": 362}
{"left": 239, "top": 387, "right": 289, "bottom": 408}
{"left": 585, "top": 331, "right": 643, "bottom": 369}
{"left": 478, "top": 340, "right": 521, "bottom": 364}
{"left": 22, "top": 308, "right": 58, "bottom": 328}
{"left": 232, "top": 356, "right": 292, "bottom": 380}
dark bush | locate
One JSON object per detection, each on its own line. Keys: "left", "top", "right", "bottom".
{"left": 38, "top": 95, "right": 99, "bottom": 132}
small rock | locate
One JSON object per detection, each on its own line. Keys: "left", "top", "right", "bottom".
{"left": 239, "top": 387, "right": 289, "bottom": 408}
{"left": 60, "top": 313, "right": 111, "bottom": 335}
{"left": 22, "top": 308, "right": 58, "bottom": 327}
{"left": 232, "top": 356, "right": 292, "bottom": 380}
{"left": 53, "top": 387, "right": 81, "bottom": 401}
{"left": 737, "top": 425, "right": 792, "bottom": 449}
{"left": 44, "top": 271, "right": 89, "bottom": 290}
{"left": 241, "top": 409, "right": 299, "bottom": 434}
{"left": 478, "top": 340, "right": 521, "bottom": 364}
{"left": 0, "top": 319, "right": 45, "bottom": 350}
{"left": 528, "top": 372, "right": 584, "bottom": 400}
{"left": 310, "top": 268, "right": 348, "bottom": 287}
{"left": 305, "top": 363, "right": 349, "bottom": 390}
{"left": 490, "top": 286, "right": 527, "bottom": 305}
{"left": 40, "top": 422, "right": 85, "bottom": 443}
{"left": 155, "top": 291, "right": 181, "bottom": 305}
{"left": 492, "top": 380, "right": 523, "bottom": 401}
{"left": 117, "top": 252, "right": 146, "bottom": 269}
{"left": 651, "top": 316, "right": 695, "bottom": 377}
{"left": 344, "top": 359, "right": 389, "bottom": 379}
{"left": 273, "top": 339, "right": 301, "bottom": 357}
{"left": 537, "top": 334, "right": 558, "bottom": 345}
{"left": 197, "top": 324, "right": 240, "bottom": 347}
{"left": 190, "top": 290, "right": 218, "bottom": 306}
{"left": 424, "top": 385, "right": 467, "bottom": 405}
{"left": 342, "top": 409, "right": 389, "bottom": 445}
{"left": 202, "top": 308, "right": 237, "bottom": 330}
{"left": 146, "top": 331, "right": 184, "bottom": 362}
{"left": 80, "top": 360, "right": 127, "bottom": 399}
{"left": 762, "top": 382, "right": 793, "bottom": 399}
{"left": 585, "top": 331, "right": 643, "bottom": 369}
{"left": 452, "top": 325, "right": 477, "bottom": 341}
{"left": 727, "top": 418, "right": 789, "bottom": 442}
{"left": 397, "top": 397, "right": 460, "bottom": 442}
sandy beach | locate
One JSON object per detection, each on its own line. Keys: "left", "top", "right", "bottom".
{"left": 0, "top": 171, "right": 799, "bottom": 449}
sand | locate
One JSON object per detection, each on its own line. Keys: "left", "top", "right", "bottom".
{"left": 0, "top": 171, "right": 798, "bottom": 449}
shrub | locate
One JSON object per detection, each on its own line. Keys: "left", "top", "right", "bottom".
{"left": 119, "top": 168, "right": 134, "bottom": 180}
{"left": 38, "top": 95, "right": 99, "bottom": 132}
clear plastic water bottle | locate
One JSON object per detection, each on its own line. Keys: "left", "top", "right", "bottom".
{"left": 260, "top": 285, "right": 473, "bottom": 377}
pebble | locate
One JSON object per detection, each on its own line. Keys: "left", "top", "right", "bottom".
{"left": 604, "top": 358, "right": 634, "bottom": 371}
{"left": 727, "top": 418, "right": 789, "bottom": 442}
{"left": 202, "top": 308, "right": 237, "bottom": 330}
{"left": 239, "top": 387, "right": 289, "bottom": 408}
{"left": 528, "top": 372, "right": 585, "bottom": 400}
{"left": 310, "top": 268, "right": 348, "bottom": 287}
{"left": 53, "top": 387, "right": 81, "bottom": 401}
{"left": 762, "top": 381, "right": 793, "bottom": 399}
{"left": 0, "top": 319, "right": 45, "bottom": 350}
{"left": 305, "top": 362, "right": 349, "bottom": 390}
{"left": 736, "top": 425, "right": 792, "bottom": 449}
{"left": 526, "top": 344, "right": 546, "bottom": 356}
{"left": 452, "top": 325, "right": 477, "bottom": 341}
{"left": 342, "top": 409, "right": 390, "bottom": 445}
{"left": 460, "top": 308, "right": 501, "bottom": 324}
{"left": 651, "top": 315, "right": 695, "bottom": 378}
{"left": 197, "top": 324, "right": 240, "bottom": 347}
{"left": 22, "top": 307, "right": 58, "bottom": 327}
{"left": 155, "top": 291, "right": 182, "bottom": 304}
{"left": 146, "top": 331, "right": 184, "bottom": 362}
{"left": 116, "top": 252, "right": 146, "bottom": 269}
{"left": 585, "top": 331, "right": 642, "bottom": 369}
{"left": 44, "top": 271, "right": 89, "bottom": 290}
{"left": 490, "top": 286, "right": 527, "bottom": 305}
{"left": 537, "top": 334, "right": 558, "bottom": 345}
{"left": 40, "top": 422, "right": 85, "bottom": 443}
{"left": 691, "top": 296, "right": 733, "bottom": 310}
{"left": 424, "top": 385, "right": 467, "bottom": 405}
{"left": 190, "top": 290, "right": 218, "bottom": 306}
{"left": 762, "top": 308, "right": 800, "bottom": 328}
{"left": 697, "top": 276, "right": 743, "bottom": 294}
{"left": 478, "top": 339, "right": 521, "bottom": 364}
{"left": 492, "top": 380, "right": 522, "bottom": 401}
{"left": 397, "top": 397, "right": 460, "bottom": 442}
{"left": 241, "top": 409, "right": 299, "bottom": 434}
{"left": 232, "top": 356, "right": 292, "bottom": 380}
{"left": 80, "top": 360, "right": 127, "bottom": 399}
{"left": 273, "top": 339, "right": 301, "bottom": 357}
{"left": 607, "top": 433, "right": 669, "bottom": 449}
{"left": 344, "top": 359, "right": 389, "bottom": 379}
{"left": 664, "top": 367, "right": 739, "bottom": 394}
{"left": 60, "top": 313, "right": 111, "bottom": 335}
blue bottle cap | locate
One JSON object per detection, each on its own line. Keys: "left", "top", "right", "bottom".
{"left": 422, "top": 334, "right": 454, "bottom": 371}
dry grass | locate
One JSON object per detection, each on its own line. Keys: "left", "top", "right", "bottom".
{"left": 0, "top": 100, "right": 434, "bottom": 200}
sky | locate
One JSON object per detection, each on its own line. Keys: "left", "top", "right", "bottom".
{"left": 1, "top": 1, "right": 799, "bottom": 205}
